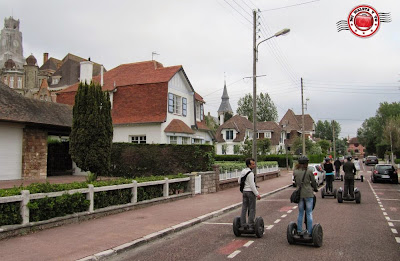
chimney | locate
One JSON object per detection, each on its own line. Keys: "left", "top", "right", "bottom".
{"left": 100, "top": 65, "right": 104, "bottom": 86}
{"left": 79, "top": 60, "right": 94, "bottom": 84}
{"left": 43, "top": 53, "right": 49, "bottom": 64}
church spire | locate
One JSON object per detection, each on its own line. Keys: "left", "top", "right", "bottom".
{"left": 217, "top": 76, "right": 233, "bottom": 125}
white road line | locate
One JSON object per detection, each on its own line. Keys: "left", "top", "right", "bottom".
{"left": 383, "top": 212, "right": 388, "bottom": 216}
{"left": 381, "top": 208, "right": 386, "bottom": 211}
{"left": 388, "top": 220, "right": 400, "bottom": 222}
{"left": 396, "top": 237, "right": 400, "bottom": 244}
{"left": 386, "top": 216, "right": 391, "bottom": 221}
{"left": 388, "top": 222, "right": 394, "bottom": 227}
{"left": 292, "top": 206, "right": 298, "bottom": 209}
{"left": 203, "top": 222, "right": 231, "bottom": 225}
{"left": 266, "top": 225, "right": 274, "bottom": 230}
{"left": 243, "top": 241, "right": 254, "bottom": 247}
{"left": 287, "top": 210, "right": 293, "bottom": 214}
{"left": 228, "top": 250, "right": 241, "bottom": 258}
{"left": 274, "top": 219, "right": 281, "bottom": 224}
{"left": 391, "top": 229, "right": 398, "bottom": 234}
{"left": 281, "top": 214, "right": 287, "bottom": 218}
{"left": 379, "top": 199, "right": 400, "bottom": 201}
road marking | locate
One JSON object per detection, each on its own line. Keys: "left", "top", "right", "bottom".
{"left": 203, "top": 222, "right": 232, "bottom": 225}
{"left": 391, "top": 229, "right": 398, "bottom": 234}
{"left": 292, "top": 206, "right": 298, "bottom": 209}
{"left": 266, "top": 225, "right": 274, "bottom": 230}
{"left": 396, "top": 237, "right": 400, "bottom": 244}
{"left": 387, "top": 220, "right": 400, "bottom": 222}
{"left": 228, "top": 250, "right": 241, "bottom": 258}
{"left": 381, "top": 208, "right": 386, "bottom": 211}
{"left": 386, "top": 216, "right": 390, "bottom": 221}
{"left": 243, "top": 241, "right": 254, "bottom": 247}
{"left": 274, "top": 219, "right": 281, "bottom": 224}
{"left": 218, "top": 240, "right": 247, "bottom": 255}
{"left": 383, "top": 212, "right": 388, "bottom": 216}
{"left": 379, "top": 199, "right": 400, "bottom": 201}
{"left": 287, "top": 210, "right": 293, "bottom": 214}
{"left": 281, "top": 214, "right": 287, "bottom": 218}
{"left": 388, "top": 222, "right": 394, "bottom": 227}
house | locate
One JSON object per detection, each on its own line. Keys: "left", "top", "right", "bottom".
{"left": 215, "top": 115, "right": 284, "bottom": 155}
{"left": 56, "top": 60, "right": 213, "bottom": 145}
{"left": 347, "top": 137, "right": 365, "bottom": 158}
{"left": 279, "top": 109, "right": 315, "bottom": 152}
{"left": 0, "top": 81, "right": 72, "bottom": 180}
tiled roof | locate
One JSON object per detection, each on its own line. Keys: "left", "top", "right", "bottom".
{"left": 195, "top": 92, "right": 205, "bottom": 103}
{"left": 0, "top": 82, "right": 72, "bottom": 128}
{"left": 58, "top": 61, "right": 182, "bottom": 94}
{"left": 295, "top": 114, "right": 315, "bottom": 132}
{"left": 257, "top": 121, "right": 282, "bottom": 145}
{"left": 215, "top": 115, "right": 253, "bottom": 142}
{"left": 196, "top": 120, "right": 211, "bottom": 131}
{"left": 279, "top": 109, "right": 314, "bottom": 132}
{"left": 348, "top": 137, "right": 359, "bottom": 144}
{"left": 164, "top": 119, "right": 195, "bottom": 134}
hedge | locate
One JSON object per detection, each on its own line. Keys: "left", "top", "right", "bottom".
{"left": 216, "top": 161, "right": 278, "bottom": 173}
{"left": 214, "top": 154, "right": 293, "bottom": 168}
{"left": 395, "top": 159, "right": 400, "bottom": 164}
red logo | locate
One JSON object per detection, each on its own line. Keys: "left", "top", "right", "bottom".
{"left": 337, "top": 5, "right": 391, "bottom": 38}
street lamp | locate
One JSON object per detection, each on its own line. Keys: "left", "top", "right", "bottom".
{"left": 252, "top": 24, "right": 290, "bottom": 173}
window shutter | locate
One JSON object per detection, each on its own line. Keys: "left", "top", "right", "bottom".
{"left": 182, "top": 97, "right": 187, "bottom": 116}
{"left": 200, "top": 104, "right": 204, "bottom": 120}
{"left": 168, "top": 93, "right": 174, "bottom": 113}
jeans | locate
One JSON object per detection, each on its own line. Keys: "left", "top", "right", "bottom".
{"left": 335, "top": 169, "right": 340, "bottom": 179}
{"left": 297, "top": 197, "right": 314, "bottom": 234}
{"left": 241, "top": 191, "right": 256, "bottom": 226}
{"left": 326, "top": 175, "right": 334, "bottom": 192}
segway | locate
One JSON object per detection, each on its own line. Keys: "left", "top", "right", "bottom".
{"left": 354, "top": 175, "right": 364, "bottom": 182}
{"left": 321, "top": 186, "right": 337, "bottom": 198}
{"left": 337, "top": 187, "right": 361, "bottom": 204}
{"left": 233, "top": 216, "right": 264, "bottom": 238}
{"left": 287, "top": 196, "right": 323, "bottom": 247}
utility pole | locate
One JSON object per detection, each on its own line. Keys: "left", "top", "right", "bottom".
{"left": 332, "top": 120, "right": 336, "bottom": 159}
{"left": 252, "top": 9, "right": 257, "bottom": 174}
{"left": 301, "top": 78, "right": 305, "bottom": 156}
{"left": 390, "top": 131, "right": 394, "bottom": 165}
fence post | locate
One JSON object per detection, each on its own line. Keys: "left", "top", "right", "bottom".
{"left": 87, "top": 184, "right": 94, "bottom": 213}
{"left": 132, "top": 180, "right": 138, "bottom": 203}
{"left": 164, "top": 178, "right": 169, "bottom": 198}
{"left": 21, "top": 190, "right": 30, "bottom": 225}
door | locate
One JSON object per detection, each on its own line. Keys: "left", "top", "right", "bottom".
{"left": 0, "top": 123, "right": 23, "bottom": 180}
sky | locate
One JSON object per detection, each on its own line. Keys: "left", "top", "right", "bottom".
{"left": 1, "top": 0, "right": 399, "bottom": 139}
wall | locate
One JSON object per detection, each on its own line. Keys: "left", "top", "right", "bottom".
{"left": 22, "top": 127, "right": 48, "bottom": 179}
{"left": 113, "top": 124, "right": 161, "bottom": 143}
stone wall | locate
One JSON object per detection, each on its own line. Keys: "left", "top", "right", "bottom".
{"left": 22, "top": 127, "right": 48, "bottom": 179}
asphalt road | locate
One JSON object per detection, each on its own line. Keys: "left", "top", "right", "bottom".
{"left": 107, "top": 164, "right": 400, "bottom": 261}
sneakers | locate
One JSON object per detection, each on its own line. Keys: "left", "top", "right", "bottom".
{"left": 297, "top": 230, "right": 312, "bottom": 238}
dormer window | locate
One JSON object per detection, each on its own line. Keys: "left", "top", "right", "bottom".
{"left": 168, "top": 93, "right": 186, "bottom": 116}
{"left": 226, "top": 130, "right": 233, "bottom": 140}
{"left": 52, "top": 78, "right": 59, "bottom": 85}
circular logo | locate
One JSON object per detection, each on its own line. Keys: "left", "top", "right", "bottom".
{"left": 347, "top": 5, "right": 380, "bottom": 37}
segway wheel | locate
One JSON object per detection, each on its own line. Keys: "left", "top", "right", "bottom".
{"left": 333, "top": 188, "right": 337, "bottom": 199}
{"left": 355, "top": 191, "right": 361, "bottom": 204}
{"left": 337, "top": 191, "right": 343, "bottom": 203}
{"left": 361, "top": 175, "right": 364, "bottom": 182}
{"left": 287, "top": 222, "right": 297, "bottom": 245}
{"left": 233, "top": 217, "right": 241, "bottom": 237}
{"left": 255, "top": 217, "right": 264, "bottom": 238}
{"left": 312, "top": 223, "right": 323, "bottom": 247}
{"left": 321, "top": 187, "right": 325, "bottom": 198}
{"left": 340, "top": 175, "right": 343, "bottom": 181}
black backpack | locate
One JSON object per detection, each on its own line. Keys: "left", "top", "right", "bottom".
{"left": 240, "top": 171, "right": 252, "bottom": 193}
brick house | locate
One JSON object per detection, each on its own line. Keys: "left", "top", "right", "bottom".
{"left": 56, "top": 60, "right": 213, "bottom": 145}
{"left": 0, "top": 81, "right": 72, "bottom": 180}
{"left": 347, "top": 137, "right": 365, "bottom": 158}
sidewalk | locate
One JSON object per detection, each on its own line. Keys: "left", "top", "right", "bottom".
{"left": 0, "top": 169, "right": 293, "bottom": 261}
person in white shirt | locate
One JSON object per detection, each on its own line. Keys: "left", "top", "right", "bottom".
{"left": 353, "top": 157, "right": 361, "bottom": 179}
{"left": 238, "top": 158, "right": 261, "bottom": 229}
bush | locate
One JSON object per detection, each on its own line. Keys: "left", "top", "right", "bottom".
{"left": 216, "top": 161, "right": 278, "bottom": 173}
{"left": 0, "top": 202, "right": 22, "bottom": 226}
{"left": 395, "top": 159, "right": 400, "bottom": 164}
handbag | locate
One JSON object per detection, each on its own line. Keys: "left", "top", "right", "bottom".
{"left": 290, "top": 169, "right": 307, "bottom": 203}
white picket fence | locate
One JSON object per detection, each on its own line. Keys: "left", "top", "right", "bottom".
{"left": 0, "top": 177, "right": 190, "bottom": 226}
{"left": 219, "top": 165, "right": 279, "bottom": 181}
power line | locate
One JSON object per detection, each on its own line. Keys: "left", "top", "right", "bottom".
{"left": 261, "top": 0, "right": 321, "bottom": 12}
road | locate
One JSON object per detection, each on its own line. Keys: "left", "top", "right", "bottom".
{"left": 107, "top": 164, "right": 400, "bottom": 261}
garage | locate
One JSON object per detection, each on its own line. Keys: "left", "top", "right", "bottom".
{"left": 0, "top": 123, "right": 23, "bottom": 180}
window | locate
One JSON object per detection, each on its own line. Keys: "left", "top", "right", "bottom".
{"left": 17, "top": 77, "right": 22, "bottom": 88}
{"left": 168, "top": 93, "right": 183, "bottom": 115}
{"left": 169, "top": 136, "right": 178, "bottom": 144}
{"left": 182, "top": 97, "right": 187, "bottom": 116}
{"left": 9, "top": 76, "right": 14, "bottom": 88}
{"left": 222, "top": 144, "right": 227, "bottom": 155}
{"left": 52, "top": 78, "right": 59, "bottom": 85}
{"left": 192, "top": 138, "right": 202, "bottom": 144}
{"left": 265, "top": 132, "right": 271, "bottom": 138}
{"left": 200, "top": 104, "right": 204, "bottom": 121}
{"left": 3, "top": 76, "right": 7, "bottom": 84}
{"left": 286, "top": 133, "right": 291, "bottom": 139}
{"left": 226, "top": 130, "right": 233, "bottom": 140}
{"left": 182, "top": 137, "right": 190, "bottom": 144}
{"left": 131, "top": 136, "right": 146, "bottom": 144}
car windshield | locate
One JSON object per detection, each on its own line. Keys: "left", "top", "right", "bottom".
{"left": 377, "top": 165, "right": 393, "bottom": 171}
{"left": 368, "top": 156, "right": 377, "bottom": 159}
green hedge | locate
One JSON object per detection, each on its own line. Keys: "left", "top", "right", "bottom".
{"left": 395, "top": 159, "right": 400, "bottom": 164}
{"left": 0, "top": 174, "right": 187, "bottom": 226}
{"left": 214, "top": 154, "right": 293, "bottom": 168}
{"left": 216, "top": 161, "right": 278, "bottom": 173}
{"left": 110, "top": 143, "right": 215, "bottom": 178}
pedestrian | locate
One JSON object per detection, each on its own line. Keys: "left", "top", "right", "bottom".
{"left": 293, "top": 155, "right": 318, "bottom": 238}
{"left": 238, "top": 158, "right": 261, "bottom": 229}
{"left": 342, "top": 155, "right": 356, "bottom": 199}
{"left": 353, "top": 157, "right": 361, "bottom": 179}
{"left": 334, "top": 157, "right": 342, "bottom": 179}
{"left": 323, "top": 158, "right": 334, "bottom": 192}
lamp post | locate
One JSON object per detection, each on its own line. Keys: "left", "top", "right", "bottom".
{"left": 252, "top": 10, "right": 290, "bottom": 173}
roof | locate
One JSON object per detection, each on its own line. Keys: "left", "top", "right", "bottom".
{"left": 279, "top": 109, "right": 314, "bottom": 132}
{"left": 348, "top": 137, "right": 361, "bottom": 145}
{"left": 164, "top": 119, "right": 195, "bottom": 134}
{"left": 40, "top": 57, "right": 62, "bottom": 72}
{"left": 257, "top": 121, "right": 282, "bottom": 145}
{"left": 217, "top": 83, "right": 233, "bottom": 114}
{"left": 0, "top": 81, "right": 72, "bottom": 128}
{"left": 195, "top": 92, "right": 205, "bottom": 103}
{"left": 196, "top": 120, "right": 211, "bottom": 131}
{"left": 215, "top": 115, "right": 253, "bottom": 142}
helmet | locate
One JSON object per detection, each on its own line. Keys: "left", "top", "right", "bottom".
{"left": 354, "top": 157, "right": 358, "bottom": 160}
{"left": 298, "top": 155, "right": 309, "bottom": 164}
{"left": 325, "top": 157, "right": 330, "bottom": 162}
{"left": 347, "top": 155, "right": 352, "bottom": 161}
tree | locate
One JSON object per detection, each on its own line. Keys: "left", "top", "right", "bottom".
{"left": 257, "top": 138, "right": 271, "bottom": 155}
{"left": 70, "top": 82, "right": 113, "bottom": 179}
{"left": 314, "top": 120, "right": 341, "bottom": 141}
{"left": 383, "top": 116, "right": 400, "bottom": 157}
{"left": 317, "top": 140, "right": 330, "bottom": 154}
{"left": 240, "top": 137, "right": 271, "bottom": 156}
{"left": 224, "top": 112, "right": 233, "bottom": 122}
{"left": 236, "top": 93, "right": 278, "bottom": 122}
{"left": 292, "top": 137, "right": 320, "bottom": 155}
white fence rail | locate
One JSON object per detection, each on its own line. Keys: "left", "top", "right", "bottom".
{"left": 219, "top": 165, "right": 279, "bottom": 181}
{"left": 0, "top": 177, "right": 190, "bottom": 226}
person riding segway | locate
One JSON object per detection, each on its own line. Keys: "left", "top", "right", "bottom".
{"left": 321, "top": 158, "right": 337, "bottom": 198}
{"left": 287, "top": 156, "right": 323, "bottom": 247}
{"left": 233, "top": 158, "right": 264, "bottom": 238}
{"left": 337, "top": 155, "right": 361, "bottom": 203}
{"left": 334, "top": 157, "right": 342, "bottom": 181}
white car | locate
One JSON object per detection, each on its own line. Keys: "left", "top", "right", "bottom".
{"left": 292, "top": 164, "right": 326, "bottom": 187}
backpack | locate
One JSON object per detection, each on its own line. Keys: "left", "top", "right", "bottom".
{"left": 240, "top": 171, "right": 252, "bottom": 193}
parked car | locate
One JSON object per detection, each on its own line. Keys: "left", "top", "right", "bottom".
{"left": 365, "top": 155, "right": 378, "bottom": 165}
{"left": 371, "top": 164, "right": 398, "bottom": 184}
{"left": 292, "top": 164, "right": 325, "bottom": 187}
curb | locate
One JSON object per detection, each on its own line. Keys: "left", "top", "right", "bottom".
{"left": 76, "top": 183, "right": 292, "bottom": 261}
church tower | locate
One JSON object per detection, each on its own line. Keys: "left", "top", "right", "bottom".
{"left": 217, "top": 80, "right": 233, "bottom": 125}
{"left": 0, "top": 17, "right": 24, "bottom": 69}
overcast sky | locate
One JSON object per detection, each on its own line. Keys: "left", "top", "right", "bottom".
{"left": 1, "top": 0, "right": 399, "bottom": 138}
